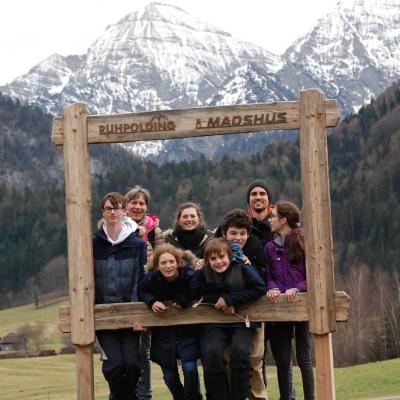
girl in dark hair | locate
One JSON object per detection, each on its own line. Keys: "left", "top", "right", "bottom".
{"left": 264, "top": 201, "right": 314, "bottom": 400}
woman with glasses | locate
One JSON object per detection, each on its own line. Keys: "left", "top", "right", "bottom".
{"left": 265, "top": 201, "right": 315, "bottom": 400}
{"left": 94, "top": 192, "right": 147, "bottom": 400}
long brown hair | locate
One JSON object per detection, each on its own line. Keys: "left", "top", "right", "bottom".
{"left": 275, "top": 201, "right": 304, "bottom": 263}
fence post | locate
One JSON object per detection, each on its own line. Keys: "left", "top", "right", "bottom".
{"left": 63, "top": 103, "right": 95, "bottom": 400}
{"left": 300, "top": 89, "right": 337, "bottom": 399}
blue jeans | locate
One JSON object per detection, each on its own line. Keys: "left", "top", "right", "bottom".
{"left": 161, "top": 360, "right": 202, "bottom": 400}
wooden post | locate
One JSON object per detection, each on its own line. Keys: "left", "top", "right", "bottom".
{"left": 300, "top": 89, "right": 337, "bottom": 399}
{"left": 63, "top": 103, "right": 95, "bottom": 399}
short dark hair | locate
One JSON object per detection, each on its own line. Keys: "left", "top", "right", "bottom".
{"left": 204, "top": 238, "right": 232, "bottom": 263}
{"left": 221, "top": 209, "right": 252, "bottom": 234}
{"left": 101, "top": 192, "right": 126, "bottom": 210}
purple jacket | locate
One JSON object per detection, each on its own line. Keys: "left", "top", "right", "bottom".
{"left": 264, "top": 234, "right": 307, "bottom": 292}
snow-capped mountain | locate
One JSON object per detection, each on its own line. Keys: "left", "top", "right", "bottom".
{"left": 1, "top": 0, "right": 400, "bottom": 160}
{"left": 279, "top": 0, "right": 400, "bottom": 112}
{"left": 209, "top": 62, "right": 295, "bottom": 106}
{"left": 1, "top": 2, "right": 279, "bottom": 116}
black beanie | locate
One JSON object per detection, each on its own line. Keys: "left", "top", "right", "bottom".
{"left": 246, "top": 180, "right": 272, "bottom": 204}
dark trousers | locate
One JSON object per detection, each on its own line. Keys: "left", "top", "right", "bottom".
{"left": 201, "top": 326, "right": 254, "bottom": 400}
{"left": 137, "top": 330, "right": 152, "bottom": 400}
{"left": 161, "top": 360, "right": 202, "bottom": 400}
{"left": 97, "top": 329, "right": 141, "bottom": 400}
{"left": 269, "top": 322, "right": 315, "bottom": 400}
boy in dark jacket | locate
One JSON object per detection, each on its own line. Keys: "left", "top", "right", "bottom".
{"left": 191, "top": 238, "right": 266, "bottom": 400}
{"left": 139, "top": 243, "right": 202, "bottom": 400}
{"left": 94, "top": 192, "right": 147, "bottom": 400}
{"left": 219, "top": 209, "right": 267, "bottom": 400}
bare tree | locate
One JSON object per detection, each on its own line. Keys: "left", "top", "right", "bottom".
{"left": 17, "top": 321, "right": 48, "bottom": 355}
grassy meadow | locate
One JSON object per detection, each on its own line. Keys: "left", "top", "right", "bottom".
{"left": 0, "top": 299, "right": 69, "bottom": 350}
{"left": 0, "top": 302, "right": 399, "bottom": 399}
{"left": 0, "top": 355, "right": 399, "bottom": 399}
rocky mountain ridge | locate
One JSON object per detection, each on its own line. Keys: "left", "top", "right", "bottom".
{"left": 1, "top": 0, "right": 399, "bottom": 161}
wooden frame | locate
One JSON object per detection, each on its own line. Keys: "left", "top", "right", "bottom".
{"left": 52, "top": 89, "right": 347, "bottom": 400}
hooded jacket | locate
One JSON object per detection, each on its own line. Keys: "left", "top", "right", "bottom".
{"left": 139, "top": 267, "right": 201, "bottom": 368}
{"left": 93, "top": 217, "right": 147, "bottom": 304}
{"left": 264, "top": 233, "right": 307, "bottom": 292}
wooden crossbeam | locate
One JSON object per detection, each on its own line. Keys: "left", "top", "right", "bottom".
{"left": 58, "top": 291, "right": 349, "bottom": 333}
{"left": 51, "top": 100, "right": 340, "bottom": 146}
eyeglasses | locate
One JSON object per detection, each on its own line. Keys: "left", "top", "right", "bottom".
{"left": 103, "top": 206, "right": 123, "bottom": 213}
{"left": 268, "top": 214, "right": 280, "bottom": 221}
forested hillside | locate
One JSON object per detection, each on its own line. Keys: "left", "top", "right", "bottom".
{"left": 0, "top": 81, "right": 399, "bottom": 307}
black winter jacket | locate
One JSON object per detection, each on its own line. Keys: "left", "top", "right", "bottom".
{"left": 139, "top": 267, "right": 200, "bottom": 368}
{"left": 190, "top": 261, "right": 266, "bottom": 328}
{"left": 93, "top": 229, "right": 147, "bottom": 304}
{"left": 214, "top": 226, "right": 266, "bottom": 277}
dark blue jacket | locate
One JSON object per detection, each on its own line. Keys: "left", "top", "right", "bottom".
{"left": 139, "top": 267, "right": 201, "bottom": 368}
{"left": 93, "top": 228, "right": 147, "bottom": 304}
{"left": 190, "top": 261, "right": 266, "bottom": 328}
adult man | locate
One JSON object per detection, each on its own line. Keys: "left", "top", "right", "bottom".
{"left": 246, "top": 180, "right": 295, "bottom": 400}
{"left": 246, "top": 180, "right": 274, "bottom": 246}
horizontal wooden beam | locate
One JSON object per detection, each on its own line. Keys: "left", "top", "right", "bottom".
{"left": 58, "top": 291, "right": 349, "bottom": 333}
{"left": 51, "top": 99, "right": 340, "bottom": 146}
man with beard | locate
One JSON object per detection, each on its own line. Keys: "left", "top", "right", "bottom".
{"left": 246, "top": 180, "right": 295, "bottom": 400}
{"left": 246, "top": 180, "right": 274, "bottom": 247}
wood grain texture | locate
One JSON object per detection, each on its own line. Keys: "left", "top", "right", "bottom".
{"left": 51, "top": 99, "right": 340, "bottom": 145}
{"left": 63, "top": 103, "right": 95, "bottom": 346}
{"left": 58, "top": 292, "right": 349, "bottom": 333}
{"left": 76, "top": 345, "right": 94, "bottom": 400}
{"left": 300, "top": 89, "right": 336, "bottom": 335}
{"left": 314, "top": 334, "right": 336, "bottom": 400}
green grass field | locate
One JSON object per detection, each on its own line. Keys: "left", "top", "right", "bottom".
{"left": 0, "top": 299, "right": 69, "bottom": 350}
{"left": 0, "top": 355, "right": 398, "bottom": 400}
{"left": 0, "top": 302, "right": 399, "bottom": 399}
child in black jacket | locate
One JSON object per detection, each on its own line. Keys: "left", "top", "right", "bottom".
{"left": 190, "top": 238, "right": 266, "bottom": 400}
{"left": 139, "top": 244, "right": 202, "bottom": 400}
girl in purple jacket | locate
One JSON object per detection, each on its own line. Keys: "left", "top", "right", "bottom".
{"left": 264, "top": 201, "right": 314, "bottom": 400}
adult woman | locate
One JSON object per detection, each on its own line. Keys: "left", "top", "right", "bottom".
{"left": 265, "top": 201, "right": 314, "bottom": 400}
{"left": 125, "top": 185, "right": 164, "bottom": 260}
{"left": 125, "top": 185, "right": 164, "bottom": 400}
{"left": 165, "top": 202, "right": 211, "bottom": 261}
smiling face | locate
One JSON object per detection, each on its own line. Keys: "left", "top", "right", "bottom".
{"left": 249, "top": 186, "right": 270, "bottom": 212}
{"left": 102, "top": 199, "right": 124, "bottom": 225}
{"left": 224, "top": 227, "right": 249, "bottom": 249}
{"left": 125, "top": 193, "right": 148, "bottom": 223}
{"left": 157, "top": 252, "right": 179, "bottom": 281}
{"left": 208, "top": 251, "right": 231, "bottom": 273}
{"left": 178, "top": 207, "right": 200, "bottom": 231}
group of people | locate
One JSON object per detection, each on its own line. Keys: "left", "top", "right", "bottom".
{"left": 93, "top": 180, "right": 315, "bottom": 400}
